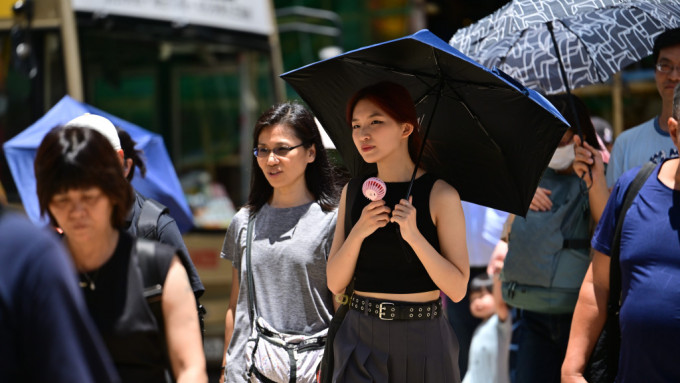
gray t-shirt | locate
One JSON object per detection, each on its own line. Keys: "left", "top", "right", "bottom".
{"left": 220, "top": 202, "right": 337, "bottom": 382}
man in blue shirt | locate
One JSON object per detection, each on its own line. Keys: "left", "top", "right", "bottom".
{"left": 562, "top": 83, "right": 680, "bottom": 382}
{"left": 605, "top": 28, "right": 680, "bottom": 188}
{"left": 573, "top": 28, "right": 680, "bottom": 223}
{"left": 0, "top": 206, "right": 120, "bottom": 382}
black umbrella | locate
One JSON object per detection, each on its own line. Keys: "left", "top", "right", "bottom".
{"left": 281, "top": 29, "right": 570, "bottom": 216}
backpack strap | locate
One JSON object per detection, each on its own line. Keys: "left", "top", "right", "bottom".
{"left": 608, "top": 161, "right": 656, "bottom": 310}
{"left": 137, "top": 198, "right": 169, "bottom": 239}
{"left": 136, "top": 240, "right": 168, "bottom": 325}
{"left": 603, "top": 162, "right": 656, "bottom": 371}
{"left": 135, "top": 238, "right": 176, "bottom": 380}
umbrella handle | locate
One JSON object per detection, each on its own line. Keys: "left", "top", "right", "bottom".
{"left": 400, "top": 80, "right": 445, "bottom": 263}
{"left": 546, "top": 21, "right": 584, "bottom": 142}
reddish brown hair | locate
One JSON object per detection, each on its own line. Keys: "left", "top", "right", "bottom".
{"left": 346, "top": 81, "right": 424, "bottom": 165}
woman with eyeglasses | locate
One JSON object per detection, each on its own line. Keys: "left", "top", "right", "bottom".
{"left": 34, "top": 126, "right": 207, "bottom": 383}
{"left": 219, "top": 102, "right": 339, "bottom": 382}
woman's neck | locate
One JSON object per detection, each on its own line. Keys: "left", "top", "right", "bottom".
{"left": 67, "top": 228, "right": 120, "bottom": 272}
{"left": 269, "top": 184, "right": 314, "bottom": 208}
{"left": 376, "top": 157, "right": 421, "bottom": 183}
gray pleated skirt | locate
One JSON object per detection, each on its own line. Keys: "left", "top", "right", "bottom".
{"left": 332, "top": 301, "right": 461, "bottom": 383}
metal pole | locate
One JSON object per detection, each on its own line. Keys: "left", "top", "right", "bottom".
{"left": 239, "top": 52, "right": 254, "bottom": 205}
{"left": 58, "top": 0, "right": 83, "bottom": 101}
{"left": 267, "top": 0, "right": 285, "bottom": 103}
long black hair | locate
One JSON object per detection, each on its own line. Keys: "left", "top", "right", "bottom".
{"left": 246, "top": 102, "right": 339, "bottom": 212}
{"left": 117, "top": 128, "right": 146, "bottom": 181}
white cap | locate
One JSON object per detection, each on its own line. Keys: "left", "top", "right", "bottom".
{"left": 65, "top": 113, "right": 121, "bottom": 150}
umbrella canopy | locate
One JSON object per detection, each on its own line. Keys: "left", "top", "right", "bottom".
{"left": 281, "top": 29, "right": 570, "bottom": 216}
{"left": 450, "top": 0, "right": 680, "bottom": 95}
{"left": 3, "top": 95, "right": 194, "bottom": 232}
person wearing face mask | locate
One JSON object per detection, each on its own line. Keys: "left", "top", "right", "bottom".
{"left": 499, "top": 94, "right": 605, "bottom": 383}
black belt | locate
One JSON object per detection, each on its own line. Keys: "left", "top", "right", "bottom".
{"left": 350, "top": 295, "right": 442, "bottom": 321}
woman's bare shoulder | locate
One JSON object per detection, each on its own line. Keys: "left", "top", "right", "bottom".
{"left": 430, "top": 178, "right": 460, "bottom": 202}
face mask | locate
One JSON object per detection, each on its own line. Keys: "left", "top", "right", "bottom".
{"left": 548, "top": 143, "right": 575, "bottom": 170}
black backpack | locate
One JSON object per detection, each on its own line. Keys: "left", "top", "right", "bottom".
{"left": 135, "top": 198, "right": 207, "bottom": 337}
{"left": 137, "top": 198, "right": 169, "bottom": 239}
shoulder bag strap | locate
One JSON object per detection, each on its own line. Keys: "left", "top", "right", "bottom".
{"left": 343, "top": 177, "right": 362, "bottom": 238}
{"left": 245, "top": 214, "right": 257, "bottom": 322}
{"left": 341, "top": 177, "right": 364, "bottom": 300}
{"left": 608, "top": 162, "right": 656, "bottom": 311}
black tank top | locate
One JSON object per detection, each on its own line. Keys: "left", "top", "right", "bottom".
{"left": 351, "top": 173, "right": 440, "bottom": 293}
{"left": 79, "top": 231, "right": 173, "bottom": 382}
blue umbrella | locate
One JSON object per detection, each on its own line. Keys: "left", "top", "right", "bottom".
{"left": 282, "top": 29, "right": 570, "bottom": 216}
{"left": 3, "top": 95, "right": 194, "bottom": 232}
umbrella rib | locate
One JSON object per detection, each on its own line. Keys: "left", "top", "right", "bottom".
{"left": 340, "top": 57, "right": 440, "bottom": 82}
{"left": 461, "top": 103, "right": 502, "bottom": 154}
{"left": 495, "top": 29, "right": 528, "bottom": 68}
{"left": 444, "top": 79, "right": 503, "bottom": 154}
{"left": 553, "top": 19, "right": 606, "bottom": 84}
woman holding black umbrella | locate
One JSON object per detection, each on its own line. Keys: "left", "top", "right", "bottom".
{"left": 327, "top": 81, "right": 469, "bottom": 383}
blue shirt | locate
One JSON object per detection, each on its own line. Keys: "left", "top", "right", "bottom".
{"left": 605, "top": 117, "right": 678, "bottom": 188}
{"left": 592, "top": 160, "right": 680, "bottom": 382}
{"left": 0, "top": 210, "right": 119, "bottom": 382}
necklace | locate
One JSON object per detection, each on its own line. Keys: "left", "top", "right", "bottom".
{"left": 79, "top": 270, "right": 100, "bottom": 291}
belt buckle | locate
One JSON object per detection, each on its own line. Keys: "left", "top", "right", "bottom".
{"left": 378, "top": 302, "right": 394, "bottom": 320}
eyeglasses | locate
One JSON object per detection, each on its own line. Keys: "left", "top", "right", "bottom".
{"left": 253, "top": 143, "right": 305, "bottom": 158}
{"left": 656, "top": 62, "right": 680, "bottom": 74}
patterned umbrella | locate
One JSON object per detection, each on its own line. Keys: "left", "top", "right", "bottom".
{"left": 450, "top": 0, "right": 680, "bottom": 95}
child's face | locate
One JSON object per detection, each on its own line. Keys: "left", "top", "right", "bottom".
{"left": 469, "top": 289, "right": 496, "bottom": 320}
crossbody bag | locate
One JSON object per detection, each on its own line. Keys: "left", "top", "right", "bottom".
{"left": 244, "top": 214, "right": 327, "bottom": 383}
{"left": 318, "top": 176, "right": 362, "bottom": 383}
